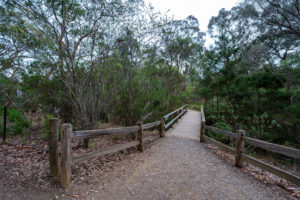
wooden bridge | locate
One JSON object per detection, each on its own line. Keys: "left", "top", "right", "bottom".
{"left": 48, "top": 105, "right": 300, "bottom": 199}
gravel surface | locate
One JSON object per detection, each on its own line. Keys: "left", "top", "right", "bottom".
{"left": 90, "top": 110, "right": 293, "bottom": 200}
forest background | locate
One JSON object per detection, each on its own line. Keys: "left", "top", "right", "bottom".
{"left": 0, "top": 0, "right": 299, "bottom": 151}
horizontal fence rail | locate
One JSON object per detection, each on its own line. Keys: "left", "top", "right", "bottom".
{"left": 204, "top": 125, "right": 236, "bottom": 138}
{"left": 48, "top": 104, "right": 187, "bottom": 188}
{"left": 73, "top": 126, "right": 139, "bottom": 139}
{"left": 72, "top": 141, "right": 139, "bottom": 163}
{"left": 199, "top": 105, "right": 300, "bottom": 186}
{"left": 204, "top": 125, "right": 300, "bottom": 159}
{"left": 143, "top": 121, "right": 161, "bottom": 130}
{"left": 244, "top": 137, "right": 300, "bottom": 160}
{"left": 163, "top": 104, "right": 187, "bottom": 121}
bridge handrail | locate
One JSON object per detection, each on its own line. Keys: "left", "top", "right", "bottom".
{"left": 163, "top": 104, "right": 187, "bottom": 121}
{"left": 200, "top": 105, "right": 205, "bottom": 122}
{"left": 165, "top": 109, "right": 187, "bottom": 129}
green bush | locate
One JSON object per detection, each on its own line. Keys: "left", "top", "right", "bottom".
{"left": 42, "top": 114, "right": 54, "bottom": 139}
{"left": 214, "top": 121, "right": 232, "bottom": 132}
{"left": 188, "top": 104, "right": 201, "bottom": 111}
{"left": 207, "top": 120, "right": 233, "bottom": 145}
{"left": 0, "top": 108, "right": 29, "bottom": 135}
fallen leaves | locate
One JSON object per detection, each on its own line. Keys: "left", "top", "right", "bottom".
{"left": 0, "top": 129, "right": 158, "bottom": 199}
{"left": 66, "top": 193, "right": 81, "bottom": 198}
{"left": 206, "top": 143, "right": 300, "bottom": 199}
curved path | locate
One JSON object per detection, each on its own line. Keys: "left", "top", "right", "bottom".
{"left": 92, "top": 110, "right": 291, "bottom": 200}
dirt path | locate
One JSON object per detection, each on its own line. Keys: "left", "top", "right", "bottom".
{"left": 90, "top": 110, "right": 293, "bottom": 200}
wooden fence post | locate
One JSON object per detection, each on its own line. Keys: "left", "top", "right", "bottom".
{"left": 200, "top": 105, "right": 205, "bottom": 143}
{"left": 60, "top": 123, "right": 72, "bottom": 188}
{"left": 295, "top": 159, "right": 300, "bottom": 176}
{"left": 159, "top": 118, "right": 165, "bottom": 137}
{"left": 235, "top": 130, "right": 245, "bottom": 167}
{"left": 2, "top": 106, "right": 7, "bottom": 144}
{"left": 200, "top": 122, "right": 205, "bottom": 143}
{"left": 49, "top": 118, "right": 59, "bottom": 177}
{"left": 137, "top": 122, "right": 143, "bottom": 152}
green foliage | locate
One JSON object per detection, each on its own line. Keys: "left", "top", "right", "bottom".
{"left": 200, "top": 1, "right": 300, "bottom": 149}
{"left": 0, "top": 108, "right": 28, "bottom": 136}
{"left": 0, "top": 0, "right": 203, "bottom": 135}
{"left": 7, "top": 109, "right": 29, "bottom": 134}
{"left": 214, "top": 121, "right": 231, "bottom": 132}
{"left": 1, "top": 0, "right": 298, "bottom": 151}
{"left": 188, "top": 104, "right": 201, "bottom": 111}
{"left": 42, "top": 114, "right": 54, "bottom": 140}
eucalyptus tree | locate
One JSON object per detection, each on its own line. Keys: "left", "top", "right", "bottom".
{"left": 6, "top": 0, "right": 143, "bottom": 132}
{"left": 160, "top": 15, "right": 205, "bottom": 71}
{"left": 154, "top": 15, "right": 205, "bottom": 109}
{"left": 237, "top": 0, "right": 300, "bottom": 106}
{"left": 0, "top": 3, "right": 40, "bottom": 103}
{"left": 240, "top": 0, "right": 300, "bottom": 60}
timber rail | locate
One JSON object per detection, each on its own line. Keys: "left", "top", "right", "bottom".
{"left": 199, "top": 105, "right": 300, "bottom": 186}
{"left": 48, "top": 104, "right": 187, "bottom": 188}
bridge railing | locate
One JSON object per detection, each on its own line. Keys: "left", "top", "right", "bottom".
{"left": 48, "top": 104, "right": 188, "bottom": 188}
{"left": 199, "top": 105, "right": 300, "bottom": 186}
{"left": 163, "top": 104, "right": 187, "bottom": 129}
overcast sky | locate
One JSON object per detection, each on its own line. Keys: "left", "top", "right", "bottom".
{"left": 145, "top": 0, "right": 242, "bottom": 32}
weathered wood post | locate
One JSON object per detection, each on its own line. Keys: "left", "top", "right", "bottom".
{"left": 60, "top": 123, "right": 72, "bottom": 188}
{"left": 159, "top": 118, "right": 165, "bottom": 137}
{"left": 200, "top": 105, "right": 205, "bottom": 143}
{"left": 137, "top": 122, "right": 143, "bottom": 152}
{"left": 2, "top": 106, "right": 7, "bottom": 144}
{"left": 200, "top": 122, "right": 205, "bottom": 142}
{"left": 234, "top": 130, "right": 245, "bottom": 167}
{"left": 49, "top": 118, "right": 59, "bottom": 177}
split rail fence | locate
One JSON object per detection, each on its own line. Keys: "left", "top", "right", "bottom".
{"left": 48, "top": 104, "right": 187, "bottom": 188}
{"left": 199, "top": 105, "right": 300, "bottom": 186}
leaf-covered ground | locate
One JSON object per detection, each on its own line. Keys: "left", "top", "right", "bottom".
{"left": 0, "top": 127, "right": 158, "bottom": 199}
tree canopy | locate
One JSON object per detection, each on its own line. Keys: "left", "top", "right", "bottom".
{"left": 0, "top": 0, "right": 299, "bottom": 148}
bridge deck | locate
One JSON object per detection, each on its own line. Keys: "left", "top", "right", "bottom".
{"left": 92, "top": 110, "right": 290, "bottom": 200}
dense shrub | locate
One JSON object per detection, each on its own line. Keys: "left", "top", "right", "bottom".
{"left": 0, "top": 108, "right": 29, "bottom": 135}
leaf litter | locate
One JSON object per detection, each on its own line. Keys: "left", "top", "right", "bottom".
{"left": 206, "top": 143, "right": 300, "bottom": 199}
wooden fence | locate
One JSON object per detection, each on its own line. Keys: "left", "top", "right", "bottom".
{"left": 48, "top": 105, "right": 187, "bottom": 188}
{"left": 199, "top": 105, "right": 300, "bottom": 186}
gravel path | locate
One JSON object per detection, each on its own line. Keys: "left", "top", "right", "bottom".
{"left": 1, "top": 110, "right": 293, "bottom": 200}
{"left": 91, "top": 110, "right": 293, "bottom": 200}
